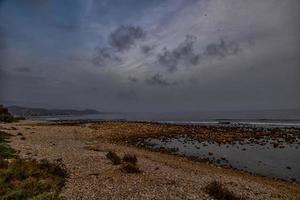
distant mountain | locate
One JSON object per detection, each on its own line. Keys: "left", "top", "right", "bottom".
{"left": 7, "top": 106, "right": 101, "bottom": 117}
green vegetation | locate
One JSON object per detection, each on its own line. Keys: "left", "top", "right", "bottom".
{"left": 0, "top": 105, "right": 16, "bottom": 123}
{"left": 0, "top": 131, "right": 66, "bottom": 200}
{"left": 0, "top": 131, "right": 15, "bottom": 160}
{"left": 204, "top": 181, "right": 243, "bottom": 200}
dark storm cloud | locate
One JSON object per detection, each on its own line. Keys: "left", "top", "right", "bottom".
{"left": 128, "top": 76, "right": 139, "bottom": 83}
{"left": 204, "top": 39, "right": 240, "bottom": 58}
{"left": 14, "top": 67, "right": 31, "bottom": 73}
{"left": 145, "top": 73, "right": 179, "bottom": 87}
{"left": 156, "top": 36, "right": 241, "bottom": 72}
{"left": 140, "top": 45, "right": 154, "bottom": 54}
{"left": 93, "top": 25, "right": 146, "bottom": 67}
{"left": 109, "top": 25, "right": 146, "bottom": 52}
{"left": 93, "top": 47, "right": 120, "bottom": 67}
{"left": 157, "top": 35, "right": 200, "bottom": 72}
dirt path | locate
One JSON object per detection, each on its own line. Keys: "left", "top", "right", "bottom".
{"left": 2, "top": 120, "right": 300, "bottom": 200}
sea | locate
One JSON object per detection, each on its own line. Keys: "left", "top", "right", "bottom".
{"left": 31, "top": 109, "right": 300, "bottom": 128}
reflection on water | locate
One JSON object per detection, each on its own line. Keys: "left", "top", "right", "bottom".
{"left": 144, "top": 136, "right": 300, "bottom": 183}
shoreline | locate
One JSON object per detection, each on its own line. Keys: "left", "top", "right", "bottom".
{"left": 28, "top": 114, "right": 300, "bottom": 128}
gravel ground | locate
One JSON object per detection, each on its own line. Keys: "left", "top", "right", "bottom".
{"left": 1, "top": 120, "right": 300, "bottom": 200}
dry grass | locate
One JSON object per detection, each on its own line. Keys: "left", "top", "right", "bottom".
{"left": 204, "top": 181, "right": 243, "bottom": 200}
{"left": 105, "top": 151, "right": 142, "bottom": 173}
{"left": 122, "top": 154, "right": 137, "bottom": 165}
{"left": 121, "top": 163, "right": 141, "bottom": 173}
{"left": 121, "top": 153, "right": 141, "bottom": 173}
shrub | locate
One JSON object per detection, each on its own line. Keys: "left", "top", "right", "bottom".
{"left": 105, "top": 151, "right": 121, "bottom": 165}
{"left": 0, "top": 113, "right": 15, "bottom": 123}
{"left": 0, "top": 105, "right": 16, "bottom": 123}
{"left": 121, "top": 163, "right": 141, "bottom": 174}
{"left": 205, "top": 181, "right": 243, "bottom": 200}
{"left": 122, "top": 154, "right": 137, "bottom": 165}
{"left": 0, "top": 105, "right": 8, "bottom": 114}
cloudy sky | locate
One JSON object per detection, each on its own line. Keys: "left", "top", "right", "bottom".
{"left": 0, "top": 0, "right": 299, "bottom": 112}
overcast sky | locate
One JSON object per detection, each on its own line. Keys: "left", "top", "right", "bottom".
{"left": 0, "top": 0, "right": 299, "bottom": 112}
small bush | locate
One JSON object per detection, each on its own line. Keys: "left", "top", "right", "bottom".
{"left": 205, "top": 181, "right": 242, "bottom": 200}
{"left": 15, "top": 116, "right": 26, "bottom": 121}
{"left": 122, "top": 154, "right": 137, "bottom": 165}
{"left": 121, "top": 163, "right": 141, "bottom": 174}
{"left": 105, "top": 151, "right": 121, "bottom": 165}
{"left": 0, "top": 113, "right": 15, "bottom": 123}
{"left": 0, "top": 105, "right": 17, "bottom": 123}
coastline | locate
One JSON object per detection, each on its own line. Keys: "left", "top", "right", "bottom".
{"left": 1, "top": 120, "right": 300, "bottom": 199}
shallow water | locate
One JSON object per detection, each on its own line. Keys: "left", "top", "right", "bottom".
{"left": 143, "top": 136, "right": 300, "bottom": 183}
{"left": 30, "top": 110, "right": 300, "bottom": 128}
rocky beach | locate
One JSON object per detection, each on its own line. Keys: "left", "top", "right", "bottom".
{"left": 1, "top": 120, "right": 300, "bottom": 199}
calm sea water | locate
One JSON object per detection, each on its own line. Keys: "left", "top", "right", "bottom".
{"left": 143, "top": 136, "right": 300, "bottom": 183}
{"left": 32, "top": 110, "right": 300, "bottom": 128}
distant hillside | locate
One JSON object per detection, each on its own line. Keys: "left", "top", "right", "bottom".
{"left": 7, "top": 106, "right": 101, "bottom": 117}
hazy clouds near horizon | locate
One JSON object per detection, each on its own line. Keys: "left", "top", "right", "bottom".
{"left": 0, "top": 0, "right": 300, "bottom": 112}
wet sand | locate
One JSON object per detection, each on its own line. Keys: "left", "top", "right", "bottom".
{"left": 1, "top": 120, "right": 300, "bottom": 200}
